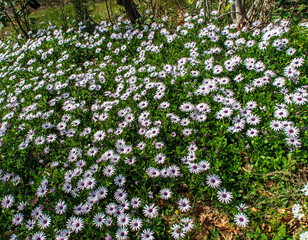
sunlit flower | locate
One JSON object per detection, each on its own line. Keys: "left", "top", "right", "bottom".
{"left": 1, "top": 195, "right": 14, "bottom": 209}
{"left": 206, "top": 174, "right": 222, "bottom": 188}
{"left": 143, "top": 204, "right": 159, "bottom": 218}
{"left": 37, "top": 214, "right": 51, "bottom": 229}
{"left": 217, "top": 188, "right": 233, "bottom": 204}
{"left": 115, "top": 227, "right": 128, "bottom": 240}
{"left": 177, "top": 198, "right": 191, "bottom": 212}
{"left": 140, "top": 228, "right": 155, "bottom": 240}
{"left": 234, "top": 212, "right": 249, "bottom": 227}
{"left": 160, "top": 188, "right": 172, "bottom": 200}
{"left": 32, "top": 231, "right": 46, "bottom": 240}
{"left": 55, "top": 200, "right": 67, "bottom": 215}
{"left": 12, "top": 213, "right": 24, "bottom": 225}
{"left": 130, "top": 218, "right": 143, "bottom": 231}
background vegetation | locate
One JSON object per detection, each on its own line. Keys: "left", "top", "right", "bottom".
{"left": 0, "top": 0, "right": 307, "bottom": 239}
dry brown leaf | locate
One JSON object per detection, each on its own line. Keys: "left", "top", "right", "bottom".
{"left": 278, "top": 208, "right": 286, "bottom": 214}
{"left": 265, "top": 191, "right": 273, "bottom": 197}
{"left": 280, "top": 215, "right": 293, "bottom": 224}
{"left": 157, "top": 198, "right": 168, "bottom": 207}
{"left": 264, "top": 180, "right": 275, "bottom": 188}
{"left": 262, "top": 223, "right": 267, "bottom": 231}
{"left": 251, "top": 207, "right": 258, "bottom": 212}
{"left": 200, "top": 213, "right": 208, "bottom": 225}
{"left": 220, "top": 230, "right": 233, "bottom": 240}
{"left": 29, "top": 195, "right": 38, "bottom": 207}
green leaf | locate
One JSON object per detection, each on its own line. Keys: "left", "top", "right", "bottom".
{"left": 16, "top": 9, "right": 23, "bottom": 15}
{"left": 221, "top": 3, "right": 232, "bottom": 13}
{"left": 12, "top": 0, "right": 20, "bottom": 7}
{"left": 260, "top": 234, "right": 268, "bottom": 240}
{"left": 4, "top": 0, "right": 15, "bottom": 4}
{"left": 29, "top": 17, "right": 36, "bottom": 24}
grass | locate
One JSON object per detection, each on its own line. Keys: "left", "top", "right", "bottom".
{"left": 0, "top": 1, "right": 123, "bottom": 40}
{"left": 0, "top": 0, "right": 189, "bottom": 40}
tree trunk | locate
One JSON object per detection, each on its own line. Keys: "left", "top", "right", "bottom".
{"left": 117, "top": 0, "right": 141, "bottom": 24}
{"left": 27, "top": 0, "right": 41, "bottom": 10}
{"left": 70, "top": 0, "right": 89, "bottom": 23}
{"left": 10, "top": 3, "right": 29, "bottom": 39}
{"left": 235, "top": 0, "right": 244, "bottom": 23}
{"left": 217, "top": 0, "right": 223, "bottom": 15}
{"left": 206, "top": 0, "right": 210, "bottom": 17}
{"left": 231, "top": 3, "right": 236, "bottom": 21}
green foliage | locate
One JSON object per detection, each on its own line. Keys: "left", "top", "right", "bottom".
{"left": 272, "top": 0, "right": 308, "bottom": 25}
{"left": 0, "top": 0, "right": 42, "bottom": 38}
{"left": 0, "top": 3, "right": 307, "bottom": 240}
{"left": 186, "top": 0, "right": 194, "bottom": 5}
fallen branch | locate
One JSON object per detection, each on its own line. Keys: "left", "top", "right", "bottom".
{"left": 217, "top": 11, "right": 246, "bottom": 19}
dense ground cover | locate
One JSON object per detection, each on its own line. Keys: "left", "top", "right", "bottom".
{"left": 0, "top": 9, "right": 307, "bottom": 240}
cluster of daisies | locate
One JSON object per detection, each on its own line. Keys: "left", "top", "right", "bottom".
{"left": 291, "top": 183, "right": 308, "bottom": 239}
{"left": 0, "top": 5, "right": 307, "bottom": 240}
